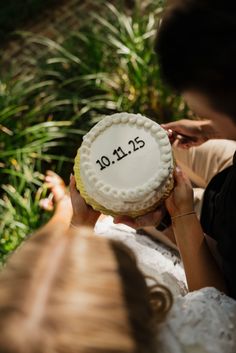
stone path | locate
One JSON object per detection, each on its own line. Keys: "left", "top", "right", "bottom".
{"left": 0, "top": 1, "right": 143, "bottom": 74}
{"left": 0, "top": 0, "right": 99, "bottom": 73}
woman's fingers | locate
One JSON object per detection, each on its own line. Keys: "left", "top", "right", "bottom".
{"left": 113, "top": 216, "right": 137, "bottom": 228}
{"left": 69, "top": 174, "right": 100, "bottom": 218}
{"left": 69, "top": 175, "right": 79, "bottom": 197}
{"left": 174, "top": 166, "right": 192, "bottom": 187}
{"left": 173, "top": 166, "right": 184, "bottom": 184}
{"left": 69, "top": 175, "right": 83, "bottom": 210}
{"left": 113, "top": 207, "right": 164, "bottom": 229}
{"left": 69, "top": 174, "right": 76, "bottom": 187}
{"left": 39, "top": 198, "right": 54, "bottom": 211}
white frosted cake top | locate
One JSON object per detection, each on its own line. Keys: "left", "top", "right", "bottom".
{"left": 90, "top": 124, "right": 161, "bottom": 189}
{"left": 78, "top": 113, "right": 173, "bottom": 213}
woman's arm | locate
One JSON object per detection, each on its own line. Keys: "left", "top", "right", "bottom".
{"left": 166, "top": 167, "right": 226, "bottom": 293}
{"left": 172, "top": 214, "right": 226, "bottom": 292}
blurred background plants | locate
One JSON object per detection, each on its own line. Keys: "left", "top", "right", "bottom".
{"left": 0, "top": 0, "right": 60, "bottom": 43}
{"left": 0, "top": 0, "right": 190, "bottom": 262}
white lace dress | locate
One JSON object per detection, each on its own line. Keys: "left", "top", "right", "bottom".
{"left": 95, "top": 217, "right": 236, "bottom": 353}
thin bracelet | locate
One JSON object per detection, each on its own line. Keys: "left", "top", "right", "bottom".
{"left": 171, "top": 211, "right": 196, "bottom": 220}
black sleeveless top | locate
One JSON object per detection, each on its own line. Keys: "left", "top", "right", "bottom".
{"left": 200, "top": 152, "right": 236, "bottom": 299}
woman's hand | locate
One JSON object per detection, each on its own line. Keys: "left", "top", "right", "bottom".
{"left": 113, "top": 206, "right": 165, "bottom": 230}
{"left": 162, "top": 119, "right": 218, "bottom": 148}
{"left": 166, "top": 167, "right": 226, "bottom": 293}
{"left": 165, "top": 167, "right": 194, "bottom": 218}
{"left": 113, "top": 167, "right": 194, "bottom": 228}
{"left": 69, "top": 175, "right": 100, "bottom": 228}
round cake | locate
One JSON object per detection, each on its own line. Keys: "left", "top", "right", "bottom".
{"left": 74, "top": 113, "right": 174, "bottom": 217}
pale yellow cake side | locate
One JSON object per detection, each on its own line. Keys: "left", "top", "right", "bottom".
{"left": 74, "top": 151, "right": 175, "bottom": 218}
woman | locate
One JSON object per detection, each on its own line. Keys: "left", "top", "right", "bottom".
{"left": 0, "top": 172, "right": 172, "bottom": 353}
{"left": 0, "top": 171, "right": 235, "bottom": 353}
{"left": 114, "top": 0, "right": 236, "bottom": 299}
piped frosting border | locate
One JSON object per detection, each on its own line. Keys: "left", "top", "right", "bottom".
{"left": 74, "top": 152, "right": 174, "bottom": 218}
{"left": 78, "top": 112, "right": 173, "bottom": 204}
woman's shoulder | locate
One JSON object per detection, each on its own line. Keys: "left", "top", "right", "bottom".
{"left": 95, "top": 218, "right": 236, "bottom": 353}
{"left": 157, "top": 287, "right": 236, "bottom": 353}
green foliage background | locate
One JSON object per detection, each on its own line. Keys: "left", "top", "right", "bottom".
{"left": 0, "top": 0, "right": 190, "bottom": 263}
{"left": 0, "top": 0, "right": 59, "bottom": 42}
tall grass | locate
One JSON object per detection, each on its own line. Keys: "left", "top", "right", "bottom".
{"left": 0, "top": 0, "right": 190, "bottom": 261}
{"left": 19, "top": 1, "right": 190, "bottom": 123}
{"left": 0, "top": 77, "right": 85, "bottom": 262}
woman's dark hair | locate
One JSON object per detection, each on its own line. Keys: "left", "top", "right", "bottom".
{"left": 155, "top": 0, "right": 236, "bottom": 121}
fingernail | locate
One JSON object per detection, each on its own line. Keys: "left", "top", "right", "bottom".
{"left": 176, "top": 166, "right": 181, "bottom": 173}
{"left": 70, "top": 173, "right": 73, "bottom": 181}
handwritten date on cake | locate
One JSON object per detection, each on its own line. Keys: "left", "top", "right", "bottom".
{"left": 96, "top": 136, "right": 145, "bottom": 171}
